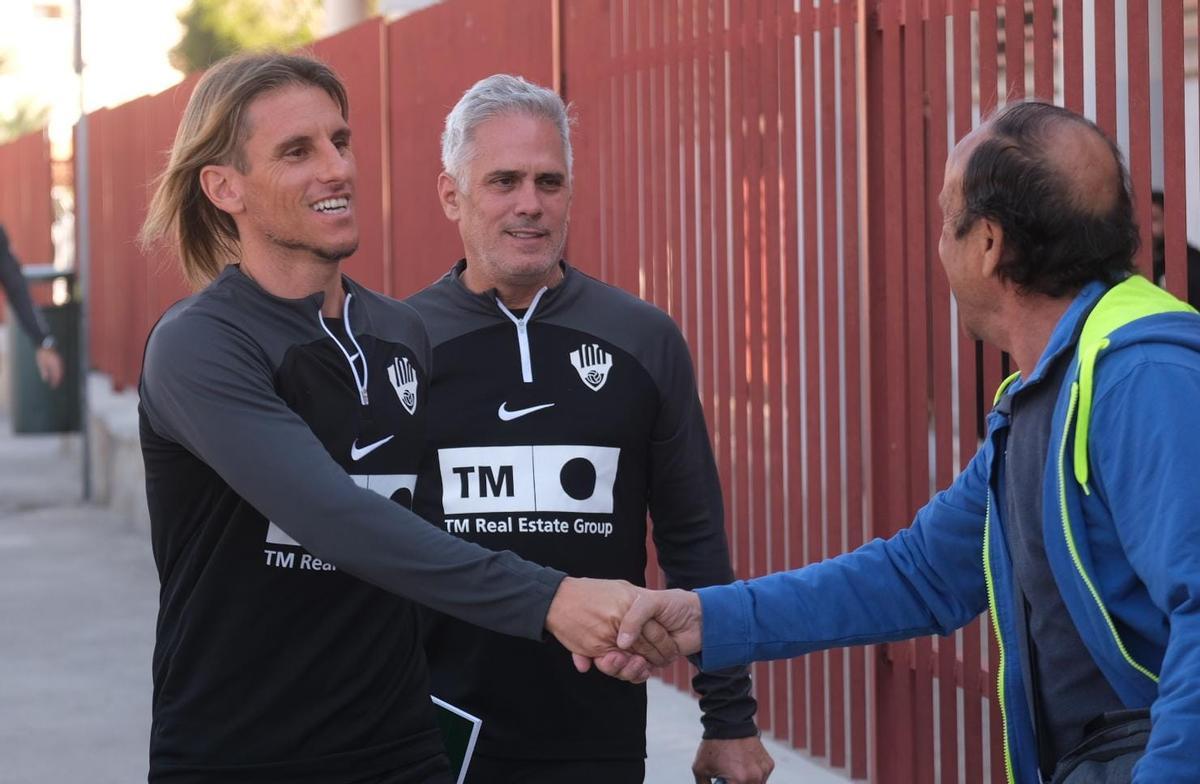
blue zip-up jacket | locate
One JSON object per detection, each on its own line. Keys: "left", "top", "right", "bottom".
{"left": 696, "top": 277, "right": 1200, "bottom": 782}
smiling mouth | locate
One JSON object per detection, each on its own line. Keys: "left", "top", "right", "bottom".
{"left": 311, "top": 196, "right": 351, "bottom": 214}
{"left": 505, "top": 228, "right": 547, "bottom": 239}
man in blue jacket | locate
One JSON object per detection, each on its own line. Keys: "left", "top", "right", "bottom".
{"left": 608, "top": 102, "right": 1200, "bottom": 782}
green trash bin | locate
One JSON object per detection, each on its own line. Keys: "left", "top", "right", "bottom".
{"left": 8, "top": 269, "right": 81, "bottom": 434}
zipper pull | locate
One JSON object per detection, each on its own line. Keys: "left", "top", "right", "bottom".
{"left": 360, "top": 388, "right": 369, "bottom": 406}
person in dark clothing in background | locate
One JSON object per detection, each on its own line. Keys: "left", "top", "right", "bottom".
{"left": 0, "top": 224, "right": 63, "bottom": 388}
{"left": 1150, "top": 190, "right": 1200, "bottom": 307}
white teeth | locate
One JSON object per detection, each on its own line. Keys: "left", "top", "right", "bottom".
{"left": 312, "top": 197, "right": 350, "bottom": 212}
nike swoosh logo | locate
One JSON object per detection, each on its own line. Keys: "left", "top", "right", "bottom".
{"left": 350, "top": 435, "right": 394, "bottom": 461}
{"left": 497, "top": 402, "right": 556, "bottom": 421}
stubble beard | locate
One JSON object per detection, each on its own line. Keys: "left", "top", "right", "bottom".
{"left": 483, "top": 221, "right": 570, "bottom": 287}
{"left": 266, "top": 230, "right": 358, "bottom": 264}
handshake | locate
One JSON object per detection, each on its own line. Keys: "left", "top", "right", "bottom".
{"left": 543, "top": 577, "right": 706, "bottom": 683}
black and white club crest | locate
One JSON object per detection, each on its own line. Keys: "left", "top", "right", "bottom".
{"left": 387, "top": 356, "right": 419, "bottom": 415}
{"left": 569, "top": 343, "right": 613, "bottom": 392}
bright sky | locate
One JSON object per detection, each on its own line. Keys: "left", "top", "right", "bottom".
{"left": 0, "top": 0, "right": 189, "bottom": 154}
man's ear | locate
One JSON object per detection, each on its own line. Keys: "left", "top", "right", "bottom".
{"left": 437, "top": 171, "right": 461, "bottom": 221}
{"left": 199, "top": 164, "right": 245, "bottom": 216}
{"left": 979, "top": 217, "right": 1004, "bottom": 279}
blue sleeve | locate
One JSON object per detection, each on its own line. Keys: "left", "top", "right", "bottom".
{"left": 697, "top": 443, "right": 991, "bottom": 671}
{"left": 1088, "top": 351, "right": 1200, "bottom": 783}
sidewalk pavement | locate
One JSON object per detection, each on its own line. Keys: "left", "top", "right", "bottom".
{"left": 0, "top": 422, "right": 849, "bottom": 784}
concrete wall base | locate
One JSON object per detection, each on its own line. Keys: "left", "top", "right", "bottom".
{"left": 87, "top": 373, "right": 148, "bottom": 532}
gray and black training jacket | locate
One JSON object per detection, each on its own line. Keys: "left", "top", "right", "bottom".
{"left": 139, "top": 264, "right": 564, "bottom": 783}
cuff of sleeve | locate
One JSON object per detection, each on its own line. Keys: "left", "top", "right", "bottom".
{"left": 698, "top": 582, "right": 753, "bottom": 670}
{"left": 701, "top": 720, "right": 760, "bottom": 741}
{"left": 534, "top": 567, "right": 568, "bottom": 642}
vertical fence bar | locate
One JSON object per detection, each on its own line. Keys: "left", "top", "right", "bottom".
{"left": 876, "top": 0, "right": 917, "bottom": 776}
{"left": 1160, "top": 0, "right": 1189, "bottom": 299}
{"left": 1062, "top": 0, "right": 1084, "bottom": 112}
{"left": 975, "top": 0, "right": 1005, "bottom": 465}
{"left": 697, "top": 0, "right": 717, "bottom": 456}
{"left": 925, "top": 3, "right": 962, "bottom": 783}
{"left": 127, "top": 99, "right": 150, "bottom": 390}
{"left": 1126, "top": 0, "right": 1153, "bottom": 278}
{"left": 758, "top": 0, "right": 785, "bottom": 738}
{"left": 738, "top": 0, "right": 767, "bottom": 712}
{"left": 818, "top": 0, "right": 844, "bottom": 768}
{"left": 680, "top": 0, "right": 697, "bottom": 381}
{"left": 979, "top": 0, "right": 1000, "bottom": 112}
{"left": 950, "top": 1, "right": 988, "bottom": 780}
{"left": 650, "top": 0, "right": 667, "bottom": 311}
{"left": 1093, "top": 0, "right": 1116, "bottom": 134}
{"left": 670, "top": 0, "right": 686, "bottom": 326}
{"left": 792, "top": 0, "right": 810, "bottom": 753}
{"left": 713, "top": 2, "right": 737, "bottom": 651}
{"left": 1004, "top": 0, "right": 1026, "bottom": 99}
{"left": 902, "top": 4, "right": 935, "bottom": 782}
{"left": 841, "top": 0, "right": 868, "bottom": 775}
{"left": 799, "top": 0, "right": 825, "bottom": 757}
{"left": 779, "top": 0, "right": 805, "bottom": 752}
{"left": 728, "top": 0, "right": 751, "bottom": 612}
{"left": 88, "top": 109, "right": 106, "bottom": 379}
{"left": 741, "top": 0, "right": 766, "bottom": 633}
{"left": 1032, "top": 0, "right": 1053, "bottom": 100}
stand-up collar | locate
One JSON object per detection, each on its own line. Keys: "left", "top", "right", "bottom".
{"left": 444, "top": 259, "right": 578, "bottom": 317}
{"left": 218, "top": 263, "right": 376, "bottom": 332}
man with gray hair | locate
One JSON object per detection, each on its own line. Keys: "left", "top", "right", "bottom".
{"left": 406, "top": 74, "right": 774, "bottom": 783}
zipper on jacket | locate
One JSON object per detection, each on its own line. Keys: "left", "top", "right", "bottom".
{"left": 1057, "top": 381, "right": 1159, "bottom": 684}
{"left": 497, "top": 286, "right": 549, "bottom": 384}
{"left": 982, "top": 491, "right": 1017, "bottom": 784}
{"left": 318, "top": 292, "right": 370, "bottom": 405}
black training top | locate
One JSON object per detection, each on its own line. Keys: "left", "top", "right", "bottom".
{"left": 407, "top": 261, "right": 759, "bottom": 761}
{"left": 139, "top": 264, "right": 565, "bottom": 784}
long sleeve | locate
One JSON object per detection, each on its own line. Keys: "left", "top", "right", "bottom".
{"left": 698, "top": 445, "right": 992, "bottom": 671}
{"left": 1088, "top": 353, "right": 1200, "bottom": 783}
{"left": 0, "top": 225, "right": 50, "bottom": 345}
{"left": 139, "top": 310, "right": 565, "bottom": 641}
{"left": 647, "top": 323, "right": 758, "bottom": 739}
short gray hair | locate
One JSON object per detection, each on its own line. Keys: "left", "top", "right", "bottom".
{"left": 441, "top": 74, "right": 572, "bottom": 187}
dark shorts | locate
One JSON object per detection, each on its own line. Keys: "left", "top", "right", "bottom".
{"left": 463, "top": 755, "right": 645, "bottom": 784}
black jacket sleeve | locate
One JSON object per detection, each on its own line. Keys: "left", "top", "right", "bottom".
{"left": 647, "top": 322, "right": 759, "bottom": 740}
{"left": 0, "top": 225, "right": 50, "bottom": 345}
{"left": 139, "top": 310, "right": 565, "bottom": 640}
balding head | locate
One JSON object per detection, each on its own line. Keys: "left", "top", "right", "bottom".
{"left": 950, "top": 101, "right": 1137, "bottom": 297}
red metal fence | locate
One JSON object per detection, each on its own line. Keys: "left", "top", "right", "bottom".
{"left": 2, "top": 1, "right": 1197, "bottom": 781}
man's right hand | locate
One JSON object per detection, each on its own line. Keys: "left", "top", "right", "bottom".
{"left": 35, "top": 346, "right": 64, "bottom": 389}
{"left": 587, "top": 589, "right": 704, "bottom": 683}
{"left": 544, "top": 577, "right": 680, "bottom": 672}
